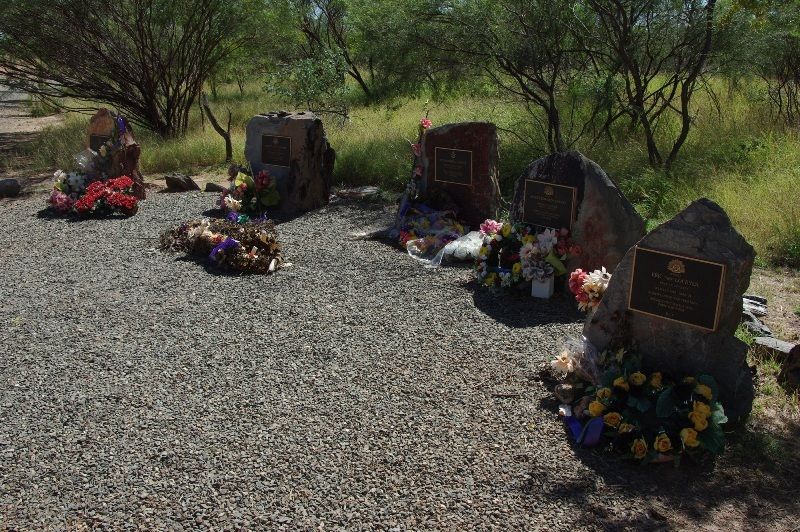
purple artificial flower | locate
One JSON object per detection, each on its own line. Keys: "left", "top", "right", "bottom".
{"left": 227, "top": 211, "right": 240, "bottom": 222}
{"left": 209, "top": 237, "right": 240, "bottom": 263}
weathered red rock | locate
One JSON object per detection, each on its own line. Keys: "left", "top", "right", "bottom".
{"left": 245, "top": 111, "right": 335, "bottom": 215}
{"left": 420, "top": 122, "right": 500, "bottom": 228}
{"left": 510, "top": 151, "right": 644, "bottom": 273}
{"left": 583, "top": 199, "right": 756, "bottom": 419}
{"left": 88, "top": 109, "right": 146, "bottom": 199}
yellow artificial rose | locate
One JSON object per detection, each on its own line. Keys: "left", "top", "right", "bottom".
{"left": 654, "top": 433, "right": 672, "bottom": 453}
{"left": 693, "top": 401, "right": 711, "bottom": 419}
{"left": 695, "top": 384, "right": 713, "bottom": 401}
{"left": 619, "top": 423, "right": 635, "bottom": 434}
{"left": 631, "top": 438, "right": 648, "bottom": 459}
{"left": 588, "top": 400, "right": 606, "bottom": 417}
{"left": 650, "top": 372, "right": 663, "bottom": 388}
{"left": 683, "top": 376, "right": 696, "bottom": 385}
{"left": 613, "top": 376, "right": 630, "bottom": 391}
{"left": 484, "top": 273, "right": 497, "bottom": 287}
{"left": 596, "top": 387, "right": 612, "bottom": 400}
{"left": 479, "top": 246, "right": 489, "bottom": 257}
{"left": 522, "top": 235, "right": 535, "bottom": 244}
{"left": 502, "top": 223, "right": 511, "bottom": 238}
{"left": 512, "top": 263, "right": 522, "bottom": 275}
{"left": 688, "top": 411, "right": 709, "bottom": 431}
{"left": 603, "top": 412, "right": 622, "bottom": 428}
{"left": 680, "top": 427, "right": 700, "bottom": 448}
{"left": 629, "top": 371, "right": 646, "bottom": 387}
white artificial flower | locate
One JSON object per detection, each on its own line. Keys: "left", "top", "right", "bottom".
{"left": 537, "top": 228, "right": 557, "bottom": 253}
{"left": 499, "top": 271, "right": 513, "bottom": 287}
{"left": 66, "top": 172, "right": 86, "bottom": 192}
{"left": 223, "top": 196, "right": 242, "bottom": 212}
{"left": 550, "top": 351, "right": 575, "bottom": 375}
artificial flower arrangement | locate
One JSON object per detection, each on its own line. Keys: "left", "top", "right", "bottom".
{"left": 398, "top": 204, "right": 466, "bottom": 261}
{"left": 50, "top": 173, "right": 139, "bottom": 216}
{"left": 568, "top": 267, "right": 612, "bottom": 312}
{"left": 551, "top": 341, "right": 727, "bottom": 464}
{"left": 159, "top": 217, "right": 283, "bottom": 274}
{"left": 219, "top": 164, "right": 280, "bottom": 218}
{"left": 475, "top": 219, "right": 580, "bottom": 296}
{"left": 48, "top": 131, "right": 141, "bottom": 217}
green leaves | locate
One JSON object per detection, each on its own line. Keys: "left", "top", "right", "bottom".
{"left": 656, "top": 387, "right": 676, "bottom": 418}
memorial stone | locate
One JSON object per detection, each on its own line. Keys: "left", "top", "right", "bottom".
{"left": 510, "top": 151, "right": 645, "bottom": 273}
{"left": 245, "top": 111, "right": 335, "bottom": 215}
{"left": 584, "top": 198, "right": 756, "bottom": 419}
{"left": 419, "top": 122, "right": 501, "bottom": 228}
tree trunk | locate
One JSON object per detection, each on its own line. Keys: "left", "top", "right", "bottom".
{"left": 201, "top": 93, "right": 232, "bottom": 162}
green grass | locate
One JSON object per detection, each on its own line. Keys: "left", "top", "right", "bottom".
{"left": 14, "top": 80, "right": 800, "bottom": 267}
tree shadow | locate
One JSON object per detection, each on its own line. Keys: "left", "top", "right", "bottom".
{"left": 532, "top": 393, "right": 800, "bottom": 529}
{"left": 464, "top": 278, "right": 584, "bottom": 328}
{"left": 34, "top": 207, "right": 132, "bottom": 223}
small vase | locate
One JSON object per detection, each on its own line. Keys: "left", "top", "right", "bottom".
{"left": 531, "top": 276, "right": 555, "bottom": 299}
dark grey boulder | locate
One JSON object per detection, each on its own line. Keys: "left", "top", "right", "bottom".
{"left": 0, "top": 178, "right": 21, "bottom": 198}
{"left": 164, "top": 173, "right": 200, "bottom": 192}
{"left": 584, "top": 198, "right": 756, "bottom": 420}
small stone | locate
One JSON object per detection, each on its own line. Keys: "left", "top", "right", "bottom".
{"left": 743, "top": 295, "right": 768, "bottom": 317}
{"left": 0, "top": 178, "right": 21, "bottom": 198}
{"left": 742, "top": 311, "right": 772, "bottom": 337}
{"left": 204, "top": 182, "right": 226, "bottom": 193}
{"left": 753, "top": 337, "right": 795, "bottom": 360}
{"left": 164, "top": 173, "right": 200, "bottom": 192}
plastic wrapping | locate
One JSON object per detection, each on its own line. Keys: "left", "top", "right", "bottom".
{"left": 407, "top": 230, "right": 483, "bottom": 268}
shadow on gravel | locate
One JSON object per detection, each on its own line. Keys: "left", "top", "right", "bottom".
{"left": 465, "top": 280, "right": 583, "bottom": 328}
{"left": 533, "top": 394, "right": 800, "bottom": 529}
{"left": 34, "top": 207, "right": 131, "bottom": 222}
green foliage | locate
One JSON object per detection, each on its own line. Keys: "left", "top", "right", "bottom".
{"left": 736, "top": 325, "right": 756, "bottom": 346}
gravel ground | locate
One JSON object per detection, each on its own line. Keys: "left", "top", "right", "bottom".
{"left": 0, "top": 192, "right": 727, "bottom": 530}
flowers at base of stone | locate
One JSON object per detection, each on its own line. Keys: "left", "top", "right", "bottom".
{"left": 159, "top": 218, "right": 283, "bottom": 274}
{"left": 563, "top": 349, "right": 728, "bottom": 464}
{"left": 219, "top": 165, "right": 280, "bottom": 218}
{"left": 569, "top": 267, "right": 612, "bottom": 312}
{"left": 397, "top": 205, "right": 465, "bottom": 262}
{"left": 50, "top": 175, "right": 139, "bottom": 217}
{"left": 479, "top": 218, "right": 503, "bottom": 236}
{"left": 419, "top": 117, "right": 433, "bottom": 131}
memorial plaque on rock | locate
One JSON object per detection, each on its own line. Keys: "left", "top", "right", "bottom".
{"left": 434, "top": 147, "right": 472, "bottom": 186}
{"left": 583, "top": 198, "right": 756, "bottom": 419}
{"left": 628, "top": 247, "right": 725, "bottom": 331}
{"left": 420, "top": 122, "right": 500, "bottom": 227}
{"left": 521, "top": 180, "right": 578, "bottom": 231}
{"left": 510, "top": 151, "right": 645, "bottom": 274}
{"left": 245, "top": 111, "right": 335, "bottom": 215}
{"left": 261, "top": 135, "right": 292, "bottom": 167}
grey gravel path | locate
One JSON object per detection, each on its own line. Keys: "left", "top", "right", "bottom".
{"left": 0, "top": 193, "right": 661, "bottom": 530}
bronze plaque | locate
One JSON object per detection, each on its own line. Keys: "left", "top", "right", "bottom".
{"left": 628, "top": 247, "right": 726, "bottom": 331}
{"left": 434, "top": 147, "right": 472, "bottom": 186}
{"left": 90, "top": 134, "right": 111, "bottom": 152}
{"left": 261, "top": 135, "right": 292, "bottom": 167}
{"left": 522, "top": 179, "right": 577, "bottom": 231}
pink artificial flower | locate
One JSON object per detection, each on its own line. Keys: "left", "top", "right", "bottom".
{"left": 411, "top": 143, "right": 422, "bottom": 157}
{"left": 568, "top": 269, "right": 588, "bottom": 295}
{"left": 479, "top": 219, "right": 503, "bottom": 236}
{"left": 414, "top": 165, "right": 424, "bottom": 177}
{"left": 420, "top": 118, "right": 433, "bottom": 130}
{"left": 49, "top": 190, "right": 73, "bottom": 213}
{"left": 569, "top": 244, "right": 582, "bottom": 256}
{"left": 559, "top": 228, "right": 570, "bottom": 237}
{"left": 576, "top": 291, "right": 590, "bottom": 303}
